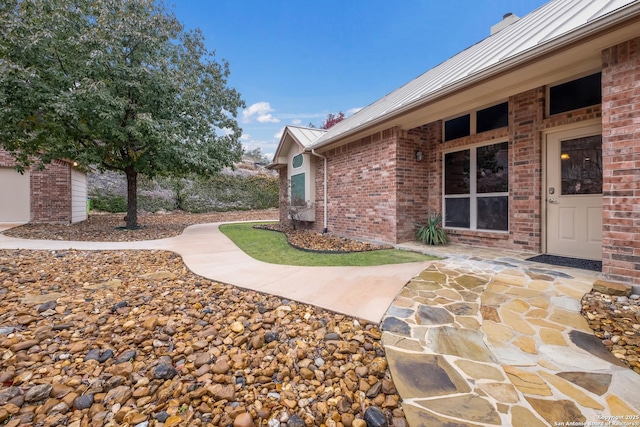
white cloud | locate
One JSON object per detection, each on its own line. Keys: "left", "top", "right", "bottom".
{"left": 257, "top": 114, "right": 278, "bottom": 123}
{"left": 346, "top": 107, "right": 363, "bottom": 116}
{"left": 242, "top": 102, "right": 280, "bottom": 123}
{"left": 274, "top": 127, "right": 285, "bottom": 140}
{"left": 291, "top": 119, "right": 302, "bottom": 125}
{"left": 240, "top": 133, "right": 250, "bottom": 141}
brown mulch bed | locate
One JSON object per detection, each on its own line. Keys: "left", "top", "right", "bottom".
{"left": 2, "top": 209, "right": 279, "bottom": 242}
{"left": 3, "top": 210, "right": 390, "bottom": 253}
{"left": 255, "top": 223, "right": 392, "bottom": 253}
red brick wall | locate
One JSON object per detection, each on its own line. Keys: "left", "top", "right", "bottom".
{"left": 30, "top": 160, "right": 72, "bottom": 223}
{"left": 395, "top": 127, "right": 432, "bottom": 242}
{"left": 1, "top": 149, "right": 76, "bottom": 223}
{"left": 421, "top": 121, "right": 443, "bottom": 216}
{"left": 1, "top": 149, "right": 72, "bottom": 223}
{"left": 507, "top": 88, "right": 544, "bottom": 252}
{"left": 319, "top": 128, "right": 399, "bottom": 243}
{"left": 601, "top": 37, "right": 640, "bottom": 286}
{"left": 0, "top": 148, "right": 19, "bottom": 168}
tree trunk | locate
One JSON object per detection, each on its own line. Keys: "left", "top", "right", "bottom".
{"left": 125, "top": 167, "right": 138, "bottom": 229}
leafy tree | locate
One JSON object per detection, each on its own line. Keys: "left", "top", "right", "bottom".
{"left": 307, "top": 111, "right": 346, "bottom": 129}
{"left": 0, "top": 0, "right": 244, "bottom": 229}
{"left": 243, "top": 147, "right": 270, "bottom": 164}
{"left": 321, "top": 111, "right": 345, "bottom": 129}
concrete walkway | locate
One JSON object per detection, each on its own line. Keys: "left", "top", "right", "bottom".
{"left": 0, "top": 222, "right": 429, "bottom": 323}
{"left": 2, "top": 222, "right": 639, "bottom": 425}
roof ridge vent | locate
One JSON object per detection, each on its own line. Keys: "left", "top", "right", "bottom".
{"left": 490, "top": 12, "right": 520, "bottom": 35}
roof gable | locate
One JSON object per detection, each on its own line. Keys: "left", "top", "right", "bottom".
{"left": 269, "top": 125, "right": 326, "bottom": 168}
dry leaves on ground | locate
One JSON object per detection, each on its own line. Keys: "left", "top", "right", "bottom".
{"left": 256, "top": 224, "right": 392, "bottom": 253}
{"left": 3, "top": 210, "right": 279, "bottom": 242}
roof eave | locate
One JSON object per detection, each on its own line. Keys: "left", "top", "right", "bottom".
{"left": 311, "top": 2, "right": 640, "bottom": 151}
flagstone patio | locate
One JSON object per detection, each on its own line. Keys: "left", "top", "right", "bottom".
{"left": 383, "top": 245, "right": 640, "bottom": 426}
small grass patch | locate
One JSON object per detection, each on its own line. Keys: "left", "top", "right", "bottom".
{"left": 219, "top": 222, "right": 437, "bottom": 266}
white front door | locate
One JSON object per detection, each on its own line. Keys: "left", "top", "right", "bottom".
{"left": 546, "top": 125, "right": 602, "bottom": 260}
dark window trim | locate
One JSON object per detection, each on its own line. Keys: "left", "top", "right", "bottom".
{"left": 548, "top": 72, "right": 602, "bottom": 116}
{"left": 444, "top": 101, "right": 509, "bottom": 142}
{"left": 443, "top": 140, "right": 509, "bottom": 232}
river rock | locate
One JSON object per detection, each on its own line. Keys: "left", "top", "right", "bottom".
{"left": 234, "top": 412, "right": 254, "bottom": 427}
{"left": 364, "top": 406, "right": 388, "bottom": 427}
{"left": 73, "top": 394, "right": 94, "bottom": 410}
{"left": 24, "top": 384, "right": 52, "bottom": 403}
{"left": 0, "top": 248, "right": 409, "bottom": 427}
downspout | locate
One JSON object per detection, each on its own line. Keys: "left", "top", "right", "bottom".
{"left": 311, "top": 149, "right": 328, "bottom": 233}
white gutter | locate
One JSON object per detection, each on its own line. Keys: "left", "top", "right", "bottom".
{"left": 311, "top": 2, "right": 640, "bottom": 150}
{"left": 310, "top": 149, "right": 328, "bottom": 233}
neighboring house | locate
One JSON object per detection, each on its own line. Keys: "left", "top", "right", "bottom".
{"left": 0, "top": 148, "right": 88, "bottom": 224}
{"left": 269, "top": 0, "right": 640, "bottom": 286}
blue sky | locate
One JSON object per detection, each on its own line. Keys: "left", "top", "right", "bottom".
{"left": 172, "top": 0, "right": 549, "bottom": 159}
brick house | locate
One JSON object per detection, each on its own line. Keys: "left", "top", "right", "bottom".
{"left": 0, "top": 148, "right": 88, "bottom": 224}
{"left": 269, "top": 0, "right": 640, "bottom": 286}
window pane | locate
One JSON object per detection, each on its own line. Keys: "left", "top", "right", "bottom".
{"left": 549, "top": 73, "right": 601, "bottom": 115}
{"left": 477, "top": 142, "right": 508, "bottom": 193}
{"left": 445, "top": 198, "right": 470, "bottom": 228}
{"left": 444, "top": 150, "right": 470, "bottom": 194}
{"left": 560, "top": 135, "right": 602, "bottom": 195}
{"left": 477, "top": 102, "right": 508, "bottom": 133}
{"left": 444, "top": 114, "right": 471, "bottom": 141}
{"left": 477, "top": 196, "right": 508, "bottom": 231}
{"left": 291, "top": 173, "right": 305, "bottom": 205}
{"left": 292, "top": 154, "right": 303, "bottom": 168}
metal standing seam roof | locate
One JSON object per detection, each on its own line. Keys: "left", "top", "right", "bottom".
{"left": 285, "top": 126, "right": 327, "bottom": 149}
{"left": 307, "top": 0, "right": 639, "bottom": 150}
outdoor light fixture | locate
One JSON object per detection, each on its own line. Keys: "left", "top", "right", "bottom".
{"left": 73, "top": 161, "right": 79, "bottom": 167}
{"left": 415, "top": 150, "right": 424, "bottom": 162}
{"left": 560, "top": 153, "right": 570, "bottom": 160}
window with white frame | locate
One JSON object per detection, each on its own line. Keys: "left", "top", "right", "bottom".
{"left": 444, "top": 141, "right": 509, "bottom": 231}
{"left": 290, "top": 173, "right": 305, "bottom": 206}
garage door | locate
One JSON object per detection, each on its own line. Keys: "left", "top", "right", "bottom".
{"left": 0, "top": 167, "right": 30, "bottom": 222}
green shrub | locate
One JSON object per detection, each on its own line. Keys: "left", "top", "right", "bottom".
{"left": 90, "top": 172, "right": 279, "bottom": 213}
{"left": 181, "top": 174, "right": 278, "bottom": 212}
{"left": 89, "top": 193, "right": 127, "bottom": 213}
{"left": 415, "top": 214, "right": 448, "bottom": 245}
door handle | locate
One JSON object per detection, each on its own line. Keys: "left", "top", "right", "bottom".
{"left": 548, "top": 198, "right": 557, "bottom": 204}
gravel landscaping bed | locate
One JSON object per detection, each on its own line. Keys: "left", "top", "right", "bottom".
{"left": 581, "top": 291, "right": 640, "bottom": 374}
{"left": 0, "top": 249, "right": 407, "bottom": 427}
{"left": 1, "top": 211, "right": 411, "bottom": 426}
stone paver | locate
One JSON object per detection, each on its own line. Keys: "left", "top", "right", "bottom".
{"left": 384, "top": 244, "right": 640, "bottom": 426}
